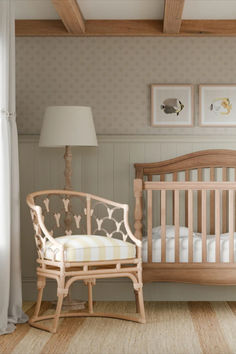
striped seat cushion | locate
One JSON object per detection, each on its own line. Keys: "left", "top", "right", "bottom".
{"left": 45, "top": 235, "right": 136, "bottom": 262}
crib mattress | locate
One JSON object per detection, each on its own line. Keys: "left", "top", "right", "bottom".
{"left": 142, "top": 233, "right": 236, "bottom": 263}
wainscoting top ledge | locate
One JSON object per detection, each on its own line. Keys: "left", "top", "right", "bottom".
{"left": 19, "top": 134, "right": 236, "bottom": 144}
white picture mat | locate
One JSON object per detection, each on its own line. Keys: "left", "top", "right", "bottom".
{"left": 152, "top": 85, "right": 193, "bottom": 126}
{"left": 200, "top": 85, "right": 236, "bottom": 126}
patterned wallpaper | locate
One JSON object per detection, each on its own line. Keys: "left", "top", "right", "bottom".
{"left": 15, "top": 37, "right": 236, "bottom": 135}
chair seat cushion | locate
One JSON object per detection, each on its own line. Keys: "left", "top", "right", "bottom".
{"left": 45, "top": 235, "right": 136, "bottom": 262}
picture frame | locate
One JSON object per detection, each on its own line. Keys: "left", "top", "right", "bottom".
{"left": 199, "top": 84, "right": 236, "bottom": 127}
{"left": 151, "top": 84, "right": 194, "bottom": 127}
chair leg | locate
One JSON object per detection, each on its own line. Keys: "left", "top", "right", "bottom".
{"left": 51, "top": 293, "right": 64, "bottom": 333}
{"left": 32, "top": 276, "right": 46, "bottom": 320}
{"left": 135, "top": 268, "right": 146, "bottom": 324}
{"left": 51, "top": 277, "right": 67, "bottom": 333}
{"left": 134, "top": 290, "right": 139, "bottom": 313}
{"left": 137, "top": 288, "right": 146, "bottom": 323}
{"left": 88, "top": 281, "right": 93, "bottom": 314}
{"left": 84, "top": 279, "right": 95, "bottom": 314}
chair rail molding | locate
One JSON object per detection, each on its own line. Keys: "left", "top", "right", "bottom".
{"left": 19, "top": 134, "right": 236, "bottom": 144}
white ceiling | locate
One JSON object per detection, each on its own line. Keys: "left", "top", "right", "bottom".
{"left": 15, "top": 0, "right": 236, "bottom": 20}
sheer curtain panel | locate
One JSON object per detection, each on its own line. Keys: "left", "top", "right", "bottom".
{"left": 0, "top": 0, "right": 27, "bottom": 335}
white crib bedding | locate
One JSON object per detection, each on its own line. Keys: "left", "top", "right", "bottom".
{"left": 142, "top": 230, "right": 236, "bottom": 263}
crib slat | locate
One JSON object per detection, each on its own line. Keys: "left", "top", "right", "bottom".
{"left": 147, "top": 190, "right": 153, "bottom": 263}
{"left": 215, "top": 189, "right": 221, "bottom": 263}
{"left": 202, "top": 189, "right": 207, "bottom": 262}
{"left": 197, "top": 168, "right": 202, "bottom": 232}
{"left": 222, "top": 168, "right": 227, "bottom": 233}
{"left": 174, "top": 190, "right": 180, "bottom": 263}
{"left": 210, "top": 168, "right": 215, "bottom": 234}
{"left": 160, "top": 174, "right": 165, "bottom": 224}
{"left": 188, "top": 189, "right": 193, "bottom": 263}
{"left": 185, "top": 170, "right": 190, "bottom": 227}
{"left": 148, "top": 175, "right": 152, "bottom": 181}
{"left": 173, "top": 172, "right": 178, "bottom": 224}
{"left": 235, "top": 168, "right": 236, "bottom": 231}
{"left": 161, "top": 190, "right": 166, "bottom": 262}
{"left": 160, "top": 174, "right": 165, "bottom": 182}
{"left": 229, "top": 189, "right": 234, "bottom": 263}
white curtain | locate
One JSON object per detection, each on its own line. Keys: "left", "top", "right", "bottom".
{"left": 0, "top": 0, "right": 27, "bottom": 335}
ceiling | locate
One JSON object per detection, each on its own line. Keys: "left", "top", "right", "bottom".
{"left": 15, "top": 0, "right": 236, "bottom": 20}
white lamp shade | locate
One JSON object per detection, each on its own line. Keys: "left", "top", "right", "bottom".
{"left": 39, "top": 106, "right": 98, "bottom": 147}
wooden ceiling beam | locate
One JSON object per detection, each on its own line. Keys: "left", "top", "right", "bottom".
{"left": 51, "top": 0, "right": 85, "bottom": 34}
{"left": 163, "top": 0, "right": 185, "bottom": 34}
{"left": 15, "top": 19, "right": 236, "bottom": 37}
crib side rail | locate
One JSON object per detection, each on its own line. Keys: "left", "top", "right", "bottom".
{"left": 145, "top": 181, "right": 236, "bottom": 190}
{"left": 139, "top": 180, "right": 236, "bottom": 265}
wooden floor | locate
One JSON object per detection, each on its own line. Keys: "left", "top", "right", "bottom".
{"left": 1, "top": 301, "right": 236, "bottom": 354}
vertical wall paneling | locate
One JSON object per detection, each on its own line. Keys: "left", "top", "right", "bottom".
{"left": 98, "top": 143, "right": 114, "bottom": 200}
{"left": 34, "top": 148, "right": 50, "bottom": 188}
{"left": 19, "top": 135, "right": 236, "bottom": 300}
{"left": 114, "top": 143, "right": 130, "bottom": 204}
{"left": 70, "top": 147, "right": 83, "bottom": 191}
{"left": 19, "top": 141, "right": 36, "bottom": 279}
{"left": 144, "top": 143, "right": 162, "bottom": 228}
{"left": 81, "top": 146, "right": 99, "bottom": 195}
{"left": 160, "top": 143, "right": 178, "bottom": 224}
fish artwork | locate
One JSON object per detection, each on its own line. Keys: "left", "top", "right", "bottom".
{"left": 210, "top": 98, "right": 232, "bottom": 116}
{"left": 160, "top": 98, "right": 184, "bottom": 117}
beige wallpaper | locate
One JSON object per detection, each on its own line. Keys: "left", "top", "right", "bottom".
{"left": 16, "top": 37, "right": 236, "bottom": 135}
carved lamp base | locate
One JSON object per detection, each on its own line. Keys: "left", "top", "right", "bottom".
{"left": 63, "top": 145, "right": 86, "bottom": 311}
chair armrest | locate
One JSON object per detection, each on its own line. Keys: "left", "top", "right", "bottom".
{"left": 123, "top": 204, "right": 142, "bottom": 248}
{"left": 32, "top": 205, "right": 63, "bottom": 251}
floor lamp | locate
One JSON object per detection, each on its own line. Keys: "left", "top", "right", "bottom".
{"left": 39, "top": 106, "right": 98, "bottom": 309}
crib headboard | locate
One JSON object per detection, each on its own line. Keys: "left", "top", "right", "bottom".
{"left": 134, "top": 149, "right": 236, "bottom": 237}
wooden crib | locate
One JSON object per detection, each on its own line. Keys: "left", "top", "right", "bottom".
{"left": 134, "top": 149, "right": 236, "bottom": 285}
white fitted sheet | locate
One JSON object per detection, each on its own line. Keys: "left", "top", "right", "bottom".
{"left": 142, "top": 232, "right": 236, "bottom": 263}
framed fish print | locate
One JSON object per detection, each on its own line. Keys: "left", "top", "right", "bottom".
{"left": 199, "top": 84, "right": 236, "bottom": 126}
{"left": 151, "top": 84, "right": 194, "bottom": 127}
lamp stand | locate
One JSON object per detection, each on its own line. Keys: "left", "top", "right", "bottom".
{"left": 61, "top": 145, "right": 86, "bottom": 310}
{"left": 64, "top": 145, "right": 72, "bottom": 190}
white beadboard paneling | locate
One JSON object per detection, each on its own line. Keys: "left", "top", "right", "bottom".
{"left": 144, "top": 142, "right": 161, "bottom": 163}
{"left": 176, "top": 142, "right": 194, "bottom": 157}
{"left": 160, "top": 142, "right": 179, "bottom": 161}
{"left": 19, "top": 142, "right": 37, "bottom": 278}
{"left": 34, "top": 146, "right": 52, "bottom": 190}
{"left": 50, "top": 148, "right": 67, "bottom": 189}
{"left": 19, "top": 134, "right": 236, "bottom": 300}
{"left": 144, "top": 143, "right": 161, "bottom": 228}
{"left": 98, "top": 143, "right": 114, "bottom": 199}
{"left": 114, "top": 143, "right": 130, "bottom": 204}
{"left": 71, "top": 147, "right": 83, "bottom": 191}
{"left": 81, "top": 146, "right": 99, "bottom": 195}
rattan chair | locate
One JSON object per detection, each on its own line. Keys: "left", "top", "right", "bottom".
{"left": 27, "top": 190, "right": 145, "bottom": 333}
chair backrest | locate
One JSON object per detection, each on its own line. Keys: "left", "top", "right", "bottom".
{"left": 27, "top": 190, "right": 140, "bottom": 261}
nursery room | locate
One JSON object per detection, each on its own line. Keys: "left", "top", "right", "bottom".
{"left": 4, "top": 0, "right": 236, "bottom": 353}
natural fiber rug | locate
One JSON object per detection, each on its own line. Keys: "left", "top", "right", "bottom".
{"left": 1, "top": 301, "right": 236, "bottom": 354}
